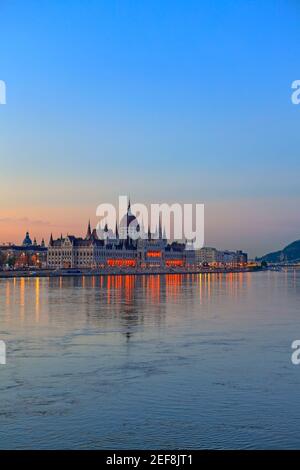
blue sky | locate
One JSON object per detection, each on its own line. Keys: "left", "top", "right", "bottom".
{"left": 0, "top": 0, "right": 300, "bottom": 256}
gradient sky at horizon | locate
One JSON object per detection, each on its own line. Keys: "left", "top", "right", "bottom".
{"left": 1, "top": 0, "right": 300, "bottom": 257}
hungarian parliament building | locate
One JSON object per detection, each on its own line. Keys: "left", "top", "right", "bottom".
{"left": 47, "top": 203, "right": 195, "bottom": 270}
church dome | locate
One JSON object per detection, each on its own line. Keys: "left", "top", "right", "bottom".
{"left": 22, "top": 231, "right": 32, "bottom": 246}
{"left": 119, "top": 212, "right": 138, "bottom": 229}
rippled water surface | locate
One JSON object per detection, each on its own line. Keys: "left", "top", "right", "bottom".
{"left": 0, "top": 271, "right": 300, "bottom": 449}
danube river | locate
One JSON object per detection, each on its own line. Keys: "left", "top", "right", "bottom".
{"left": 0, "top": 271, "right": 300, "bottom": 449}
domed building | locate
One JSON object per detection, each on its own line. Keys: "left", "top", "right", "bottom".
{"left": 0, "top": 232, "right": 47, "bottom": 268}
{"left": 22, "top": 231, "right": 32, "bottom": 247}
{"left": 119, "top": 200, "right": 140, "bottom": 246}
{"left": 47, "top": 202, "right": 195, "bottom": 270}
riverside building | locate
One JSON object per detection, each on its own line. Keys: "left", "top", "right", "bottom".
{"left": 47, "top": 202, "right": 195, "bottom": 270}
{"left": 0, "top": 232, "right": 47, "bottom": 268}
{"left": 195, "top": 247, "right": 248, "bottom": 267}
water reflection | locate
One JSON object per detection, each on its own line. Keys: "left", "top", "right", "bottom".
{"left": 1, "top": 270, "right": 300, "bottom": 449}
{"left": 35, "top": 277, "right": 40, "bottom": 323}
{"left": 19, "top": 277, "right": 25, "bottom": 321}
{"left": 2, "top": 270, "right": 299, "bottom": 334}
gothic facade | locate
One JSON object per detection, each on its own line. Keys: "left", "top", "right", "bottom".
{"left": 47, "top": 203, "right": 195, "bottom": 269}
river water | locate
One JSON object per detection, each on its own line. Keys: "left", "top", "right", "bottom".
{"left": 0, "top": 271, "right": 299, "bottom": 449}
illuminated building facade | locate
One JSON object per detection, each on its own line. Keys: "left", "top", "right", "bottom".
{"left": 195, "top": 247, "right": 248, "bottom": 267}
{"left": 0, "top": 232, "right": 47, "bottom": 268}
{"left": 47, "top": 202, "right": 195, "bottom": 269}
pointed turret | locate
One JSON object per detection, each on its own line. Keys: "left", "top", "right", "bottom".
{"left": 41, "top": 238, "right": 45, "bottom": 248}
{"left": 127, "top": 197, "right": 132, "bottom": 216}
{"left": 33, "top": 237, "right": 37, "bottom": 246}
{"left": 91, "top": 228, "right": 98, "bottom": 240}
{"left": 49, "top": 233, "right": 53, "bottom": 247}
{"left": 115, "top": 222, "right": 119, "bottom": 240}
{"left": 86, "top": 220, "right": 92, "bottom": 239}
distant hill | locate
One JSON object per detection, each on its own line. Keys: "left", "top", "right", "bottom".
{"left": 258, "top": 240, "right": 300, "bottom": 263}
